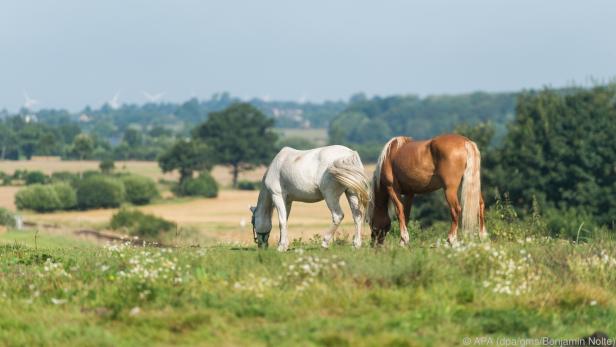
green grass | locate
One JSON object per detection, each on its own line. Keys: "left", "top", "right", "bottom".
{"left": 0, "top": 229, "right": 91, "bottom": 249}
{"left": 0, "top": 221, "right": 615, "bottom": 347}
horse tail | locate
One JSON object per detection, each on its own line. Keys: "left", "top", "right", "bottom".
{"left": 461, "top": 141, "right": 482, "bottom": 234}
{"left": 367, "top": 136, "right": 411, "bottom": 224}
{"left": 329, "top": 151, "right": 369, "bottom": 213}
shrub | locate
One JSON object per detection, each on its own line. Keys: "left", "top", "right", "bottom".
{"left": 0, "top": 171, "right": 9, "bottom": 186}
{"left": 174, "top": 171, "right": 218, "bottom": 198}
{"left": 14, "top": 183, "right": 77, "bottom": 212}
{"left": 0, "top": 208, "right": 16, "bottom": 227}
{"left": 1, "top": 175, "right": 12, "bottom": 186}
{"left": 99, "top": 159, "right": 115, "bottom": 173}
{"left": 51, "top": 171, "right": 80, "bottom": 185}
{"left": 15, "top": 184, "right": 61, "bottom": 212}
{"left": 121, "top": 175, "right": 159, "bottom": 205}
{"left": 237, "top": 180, "right": 261, "bottom": 191}
{"left": 544, "top": 207, "right": 597, "bottom": 241}
{"left": 110, "top": 208, "right": 176, "bottom": 239}
{"left": 13, "top": 170, "right": 28, "bottom": 180}
{"left": 76, "top": 176, "right": 125, "bottom": 209}
{"left": 52, "top": 182, "right": 77, "bottom": 210}
{"left": 25, "top": 171, "right": 48, "bottom": 185}
{"left": 82, "top": 170, "right": 103, "bottom": 179}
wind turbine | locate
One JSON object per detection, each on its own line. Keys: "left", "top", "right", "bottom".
{"left": 142, "top": 90, "right": 165, "bottom": 103}
{"left": 23, "top": 90, "right": 39, "bottom": 110}
{"left": 109, "top": 90, "right": 121, "bottom": 109}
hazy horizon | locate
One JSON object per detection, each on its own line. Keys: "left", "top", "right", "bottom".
{"left": 1, "top": 0, "right": 615, "bottom": 112}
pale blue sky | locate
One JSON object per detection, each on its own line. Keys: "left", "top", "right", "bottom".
{"left": 1, "top": 0, "right": 615, "bottom": 111}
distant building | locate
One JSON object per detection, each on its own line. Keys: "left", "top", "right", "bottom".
{"left": 23, "top": 114, "right": 38, "bottom": 123}
{"left": 79, "top": 113, "right": 92, "bottom": 122}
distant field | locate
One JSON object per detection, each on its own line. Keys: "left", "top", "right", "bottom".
{"left": 277, "top": 128, "right": 329, "bottom": 146}
{"left": 16, "top": 190, "right": 362, "bottom": 246}
{"left": 0, "top": 159, "right": 376, "bottom": 246}
{"left": 0, "top": 159, "right": 266, "bottom": 187}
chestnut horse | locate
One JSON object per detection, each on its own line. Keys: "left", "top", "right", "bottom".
{"left": 367, "top": 134, "right": 487, "bottom": 246}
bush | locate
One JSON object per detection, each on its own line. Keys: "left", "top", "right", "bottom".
{"left": 544, "top": 207, "right": 598, "bottom": 241}
{"left": 52, "top": 182, "right": 77, "bottom": 210}
{"left": 121, "top": 175, "right": 159, "bottom": 205}
{"left": 15, "top": 183, "right": 78, "bottom": 212}
{"left": 110, "top": 208, "right": 176, "bottom": 239}
{"left": 76, "top": 176, "right": 125, "bottom": 209}
{"left": 1, "top": 172, "right": 12, "bottom": 186}
{"left": 174, "top": 171, "right": 218, "bottom": 198}
{"left": 25, "top": 171, "right": 48, "bottom": 185}
{"left": 0, "top": 171, "right": 9, "bottom": 186}
{"left": 0, "top": 208, "right": 16, "bottom": 227}
{"left": 99, "top": 158, "right": 115, "bottom": 173}
{"left": 82, "top": 170, "right": 103, "bottom": 179}
{"left": 51, "top": 171, "right": 80, "bottom": 185}
{"left": 15, "top": 184, "right": 61, "bottom": 212}
{"left": 13, "top": 170, "right": 28, "bottom": 180}
{"left": 237, "top": 180, "right": 261, "bottom": 191}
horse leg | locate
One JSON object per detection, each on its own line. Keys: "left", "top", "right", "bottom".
{"left": 322, "top": 194, "right": 344, "bottom": 248}
{"left": 385, "top": 185, "right": 409, "bottom": 246}
{"left": 479, "top": 193, "right": 487, "bottom": 240}
{"left": 345, "top": 191, "right": 363, "bottom": 249}
{"left": 285, "top": 199, "right": 293, "bottom": 221}
{"left": 444, "top": 185, "right": 462, "bottom": 246}
{"left": 402, "top": 194, "right": 414, "bottom": 227}
{"left": 272, "top": 194, "right": 290, "bottom": 252}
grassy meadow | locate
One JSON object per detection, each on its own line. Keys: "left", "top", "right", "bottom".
{"left": 1, "top": 220, "right": 615, "bottom": 346}
{"left": 0, "top": 159, "right": 614, "bottom": 346}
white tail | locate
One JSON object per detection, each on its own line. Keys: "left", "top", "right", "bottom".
{"left": 460, "top": 141, "right": 481, "bottom": 234}
{"left": 329, "top": 152, "right": 369, "bottom": 212}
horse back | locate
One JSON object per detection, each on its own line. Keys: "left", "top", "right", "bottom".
{"left": 389, "top": 134, "right": 468, "bottom": 193}
{"left": 263, "top": 145, "right": 353, "bottom": 201}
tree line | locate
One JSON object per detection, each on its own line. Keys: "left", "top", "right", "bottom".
{"left": 2, "top": 86, "right": 614, "bottom": 229}
{"left": 329, "top": 91, "right": 517, "bottom": 160}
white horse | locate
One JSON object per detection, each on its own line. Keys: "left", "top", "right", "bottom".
{"left": 250, "top": 145, "right": 369, "bottom": 251}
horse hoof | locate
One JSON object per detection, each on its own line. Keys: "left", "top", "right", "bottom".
{"left": 321, "top": 240, "right": 330, "bottom": 249}
{"left": 479, "top": 229, "right": 489, "bottom": 241}
{"left": 277, "top": 243, "right": 289, "bottom": 252}
{"left": 352, "top": 239, "right": 362, "bottom": 249}
{"left": 447, "top": 238, "right": 459, "bottom": 247}
{"left": 399, "top": 239, "right": 409, "bottom": 247}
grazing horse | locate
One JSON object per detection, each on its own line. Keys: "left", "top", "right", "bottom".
{"left": 251, "top": 145, "right": 369, "bottom": 251}
{"left": 367, "top": 134, "right": 486, "bottom": 246}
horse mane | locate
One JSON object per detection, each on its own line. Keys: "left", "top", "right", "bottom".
{"left": 373, "top": 136, "right": 412, "bottom": 190}
{"left": 367, "top": 136, "right": 411, "bottom": 223}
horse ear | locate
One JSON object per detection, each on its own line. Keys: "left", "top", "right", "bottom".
{"left": 249, "top": 206, "right": 256, "bottom": 213}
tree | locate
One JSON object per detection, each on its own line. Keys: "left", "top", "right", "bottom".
{"left": 158, "top": 140, "right": 214, "bottom": 184}
{"left": 72, "top": 134, "right": 95, "bottom": 160}
{"left": 149, "top": 125, "right": 172, "bottom": 138}
{"left": 192, "top": 103, "right": 278, "bottom": 188}
{"left": 454, "top": 122, "right": 496, "bottom": 151}
{"left": 19, "top": 125, "right": 43, "bottom": 160}
{"left": 0, "top": 124, "right": 19, "bottom": 160}
{"left": 123, "top": 128, "right": 143, "bottom": 147}
{"left": 99, "top": 158, "right": 115, "bottom": 174}
{"left": 329, "top": 92, "right": 516, "bottom": 146}
{"left": 489, "top": 86, "right": 616, "bottom": 225}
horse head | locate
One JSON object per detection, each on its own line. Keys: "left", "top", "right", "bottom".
{"left": 250, "top": 205, "right": 271, "bottom": 248}
{"left": 370, "top": 208, "right": 391, "bottom": 246}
